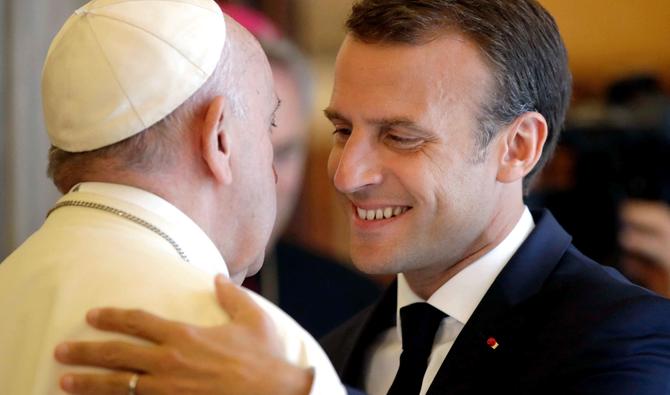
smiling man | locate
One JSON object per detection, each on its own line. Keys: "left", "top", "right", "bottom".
{"left": 318, "top": 3, "right": 670, "bottom": 394}
{"left": 324, "top": 34, "right": 521, "bottom": 293}
{"left": 54, "top": 1, "right": 670, "bottom": 394}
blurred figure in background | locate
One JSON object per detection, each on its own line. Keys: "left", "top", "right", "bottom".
{"left": 620, "top": 199, "right": 670, "bottom": 296}
{"left": 613, "top": 77, "right": 670, "bottom": 297}
{"left": 531, "top": 75, "right": 670, "bottom": 297}
{"left": 222, "top": 4, "right": 382, "bottom": 337}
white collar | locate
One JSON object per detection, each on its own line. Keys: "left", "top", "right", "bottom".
{"left": 397, "top": 207, "right": 534, "bottom": 327}
{"left": 64, "top": 182, "right": 229, "bottom": 278}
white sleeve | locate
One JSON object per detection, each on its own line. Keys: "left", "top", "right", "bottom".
{"left": 249, "top": 292, "right": 348, "bottom": 395}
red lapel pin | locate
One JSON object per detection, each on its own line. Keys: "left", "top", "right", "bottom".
{"left": 487, "top": 337, "right": 499, "bottom": 350}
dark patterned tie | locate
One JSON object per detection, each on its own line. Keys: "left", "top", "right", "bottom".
{"left": 386, "top": 303, "right": 447, "bottom": 395}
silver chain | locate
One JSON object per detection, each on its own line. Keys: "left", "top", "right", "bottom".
{"left": 47, "top": 200, "right": 190, "bottom": 263}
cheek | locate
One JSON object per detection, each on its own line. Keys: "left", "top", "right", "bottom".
{"left": 394, "top": 154, "right": 446, "bottom": 203}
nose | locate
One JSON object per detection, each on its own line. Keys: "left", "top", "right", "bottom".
{"left": 330, "top": 131, "right": 383, "bottom": 194}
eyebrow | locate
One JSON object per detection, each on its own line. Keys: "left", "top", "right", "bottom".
{"left": 323, "top": 108, "right": 346, "bottom": 123}
{"left": 323, "top": 108, "right": 432, "bottom": 136}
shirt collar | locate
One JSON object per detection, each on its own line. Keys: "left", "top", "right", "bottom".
{"left": 397, "top": 207, "right": 535, "bottom": 326}
{"left": 67, "top": 182, "right": 229, "bottom": 277}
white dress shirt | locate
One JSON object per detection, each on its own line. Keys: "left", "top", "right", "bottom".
{"left": 0, "top": 182, "right": 345, "bottom": 395}
{"left": 364, "top": 208, "right": 535, "bottom": 395}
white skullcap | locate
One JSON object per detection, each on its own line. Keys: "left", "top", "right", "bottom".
{"left": 42, "top": 0, "right": 227, "bottom": 152}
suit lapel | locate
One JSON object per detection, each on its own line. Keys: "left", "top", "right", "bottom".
{"left": 337, "top": 283, "right": 398, "bottom": 388}
{"left": 427, "top": 210, "right": 572, "bottom": 393}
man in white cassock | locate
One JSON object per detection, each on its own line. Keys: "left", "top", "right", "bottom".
{"left": 0, "top": 1, "right": 345, "bottom": 394}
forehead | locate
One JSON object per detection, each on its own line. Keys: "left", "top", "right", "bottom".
{"left": 330, "top": 34, "right": 493, "bottom": 121}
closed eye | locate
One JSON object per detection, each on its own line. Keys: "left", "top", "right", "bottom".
{"left": 332, "top": 127, "right": 352, "bottom": 143}
{"left": 385, "top": 133, "right": 424, "bottom": 149}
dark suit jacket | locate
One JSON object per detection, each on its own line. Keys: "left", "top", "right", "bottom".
{"left": 321, "top": 210, "right": 670, "bottom": 394}
{"left": 243, "top": 241, "right": 382, "bottom": 338}
{"left": 272, "top": 241, "right": 381, "bottom": 338}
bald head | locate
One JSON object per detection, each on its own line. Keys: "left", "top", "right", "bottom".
{"left": 193, "top": 15, "right": 268, "bottom": 119}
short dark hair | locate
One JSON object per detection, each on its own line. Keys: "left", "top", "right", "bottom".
{"left": 346, "top": 0, "right": 572, "bottom": 189}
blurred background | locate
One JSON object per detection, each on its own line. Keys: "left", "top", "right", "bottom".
{"left": 2, "top": 0, "right": 670, "bottom": 298}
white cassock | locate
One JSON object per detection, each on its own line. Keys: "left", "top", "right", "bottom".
{"left": 0, "top": 182, "right": 345, "bottom": 395}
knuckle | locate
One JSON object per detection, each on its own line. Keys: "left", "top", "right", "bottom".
{"left": 174, "top": 324, "right": 198, "bottom": 341}
{"left": 158, "top": 348, "right": 186, "bottom": 371}
{"left": 124, "top": 309, "right": 147, "bottom": 336}
{"left": 98, "top": 348, "right": 122, "bottom": 368}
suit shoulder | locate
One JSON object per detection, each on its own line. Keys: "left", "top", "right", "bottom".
{"left": 545, "top": 245, "right": 670, "bottom": 331}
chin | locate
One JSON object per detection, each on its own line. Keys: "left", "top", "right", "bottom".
{"left": 350, "top": 248, "right": 403, "bottom": 275}
{"left": 228, "top": 252, "right": 265, "bottom": 284}
{"left": 246, "top": 254, "right": 265, "bottom": 277}
{"left": 229, "top": 271, "right": 247, "bottom": 285}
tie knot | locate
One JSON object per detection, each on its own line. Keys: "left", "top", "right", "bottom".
{"left": 399, "top": 303, "right": 447, "bottom": 354}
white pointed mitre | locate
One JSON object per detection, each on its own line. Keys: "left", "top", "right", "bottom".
{"left": 42, "top": 0, "right": 226, "bottom": 152}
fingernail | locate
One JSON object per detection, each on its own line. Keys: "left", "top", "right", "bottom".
{"left": 55, "top": 343, "right": 69, "bottom": 359}
{"left": 215, "top": 274, "right": 225, "bottom": 284}
{"left": 87, "top": 308, "right": 100, "bottom": 323}
{"left": 61, "top": 375, "right": 74, "bottom": 391}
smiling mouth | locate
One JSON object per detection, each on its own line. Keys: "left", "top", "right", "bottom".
{"left": 355, "top": 205, "right": 411, "bottom": 221}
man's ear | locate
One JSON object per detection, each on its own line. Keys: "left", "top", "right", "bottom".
{"left": 496, "top": 111, "right": 548, "bottom": 184}
{"left": 201, "top": 96, "right": 233, "bottom": 185}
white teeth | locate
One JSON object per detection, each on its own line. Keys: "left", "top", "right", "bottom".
{"left": 356, "top": 206, "right": 409, "bottom": 221}
{"left": 357, "top": 207, "right": 366, "bottom": 220}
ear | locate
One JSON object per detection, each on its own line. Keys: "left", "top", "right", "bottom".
{"left": 201, "top": 96, "right": 233, "bottom": 185}
{"left": 496, "top": 112, "right": 548, "bottom": 184}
